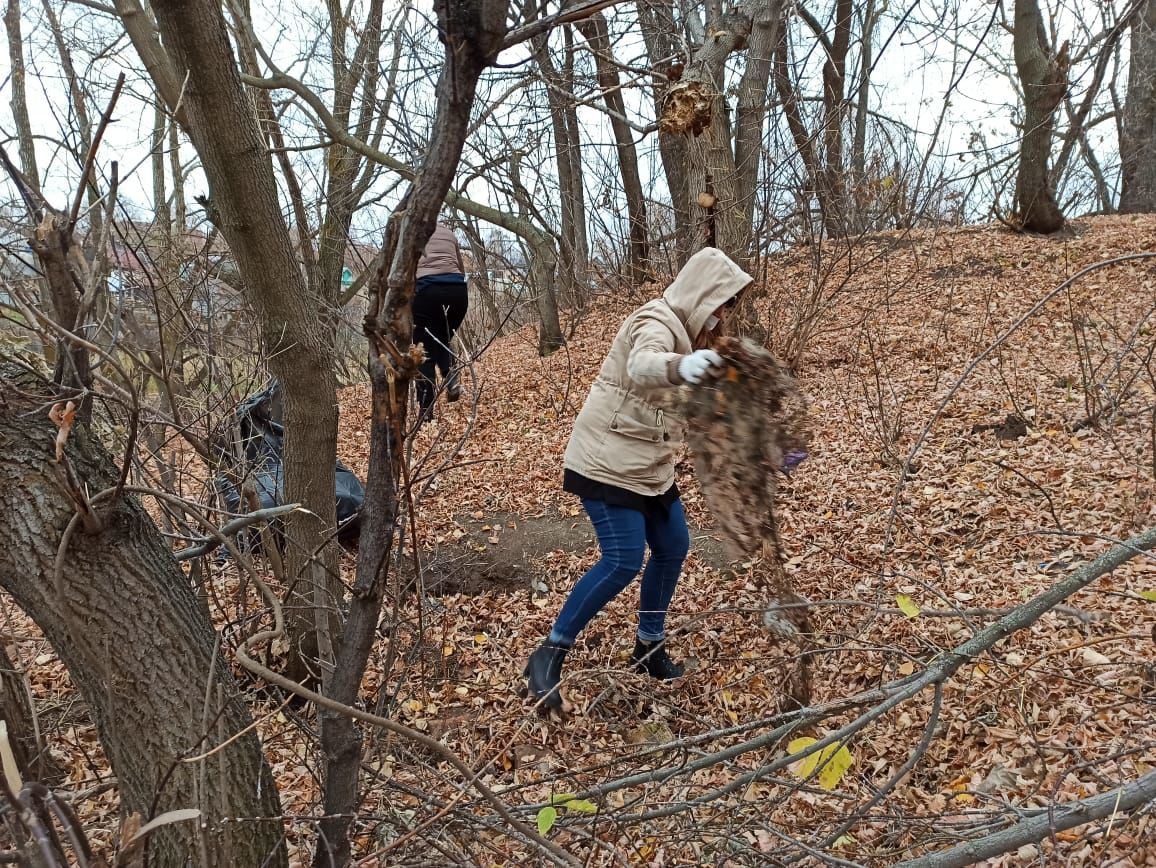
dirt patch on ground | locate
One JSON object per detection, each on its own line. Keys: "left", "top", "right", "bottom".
{"left": 411, "top": 509, "right": 734, "bottom": 596}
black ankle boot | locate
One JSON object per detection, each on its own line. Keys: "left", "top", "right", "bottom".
{"left": 445, "top": 374, "right": 461, "bottom": 403}
{"left": 524, "top": 643, "right": 569, "bottom": 710}
{"left": 631, "top": 638, "right": 684, "bottom": 680}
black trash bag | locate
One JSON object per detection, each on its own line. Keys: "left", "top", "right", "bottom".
{"left": 211, "top": 380, "right": 364, "bottom": 544}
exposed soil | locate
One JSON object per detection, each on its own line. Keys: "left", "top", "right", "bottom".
{"left": 409, "top": 508, "right": 734, "bottom": 596}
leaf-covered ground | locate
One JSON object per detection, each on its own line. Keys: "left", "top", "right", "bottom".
{"left": 4, "top": 216, "right": 1156, "bottom": 865}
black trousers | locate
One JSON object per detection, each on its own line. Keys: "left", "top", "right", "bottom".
{"left": 412, "top": 275, "right": 469, "bottom": 418}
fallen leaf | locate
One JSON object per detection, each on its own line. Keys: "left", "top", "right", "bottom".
{"left": 787, "top": 736, "right": 854, "bottom": 790}
{"left": 896, "top": 594, "right": 921, "bottom": 618}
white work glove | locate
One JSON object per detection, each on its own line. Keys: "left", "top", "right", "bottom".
{"left": 677, "top": 349, "right": 723, "bottom": 385}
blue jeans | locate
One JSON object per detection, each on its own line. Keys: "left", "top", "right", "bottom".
{"left": 548, "top": 498, "right": 690, "bottom": 646}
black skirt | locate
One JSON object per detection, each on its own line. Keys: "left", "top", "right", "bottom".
{"left": 563, "top": 468, "right": 680, "bottom": 521}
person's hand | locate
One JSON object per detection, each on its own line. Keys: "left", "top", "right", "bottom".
{"left": 677, "top": 349, "right": 723, "bottom": 385}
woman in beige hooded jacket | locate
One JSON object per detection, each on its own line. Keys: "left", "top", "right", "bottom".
{"left": 525, "top": 247, "right": 753, "bottom": 710}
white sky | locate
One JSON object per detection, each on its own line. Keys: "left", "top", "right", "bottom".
{"left": 0, "top": 0, "right": 1127, "bottom": 245}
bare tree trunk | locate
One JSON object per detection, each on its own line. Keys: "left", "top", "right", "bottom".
{"left": 818, "top": 0, "right": 853, "bottom": 236}
{"left": 660, "top": 9, "right": 754, "bottom": 264}
{"left": 561, "top": 27, "right": 590, "bottom": 288}
{"left": 576, "top": 13, "right": 651, "bottom": 282}
{"left": 142, "top": 0, "right": 342, "bottom": 689}
{"left": 0, "top": 364, "right": 285, "bottom": 868}
{"left": 527, "top": 230, "right": 564, "bottom": 352}
{"left": 773, "top": 22, "right": 824, "bottom": 236}
{"left": 4, "top": 0, "right": 39, "bottom": 193}
{"left": 1013, "top": 0, "right": 1069, "bottom": 232}
{"left": 533, "top": 23, "right": 586, "bottom": 308}
{"left": 0, "top": 641, "right": 62, "bottom": 785}
{"left": 851, "top": 0, "right": 878, "bottom": 184}
{"left": 169, "top": 119, "right": 185, "bottom": 231}
{"left": 1121, "top": 0, "right": 1156, "bottom": 212}
{"left": 507, "top": 154, "right": 566, "bottom": 354}
{"left": 152, "top": 102, "right": 171, "bottom": 236}
{"left": 636, "top": 0, "right": 692, "bottom": 266}
{"left": 733, "top": 0, "right": 783, "bottom": 238}
{"left": 313, "top": 2, "right": 510, "bottom": 864}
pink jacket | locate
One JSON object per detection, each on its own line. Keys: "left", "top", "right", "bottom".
{"left": 415, "top": 224, "right": 465, "bottom": 279}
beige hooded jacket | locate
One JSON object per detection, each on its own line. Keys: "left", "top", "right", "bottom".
{"left": 563, "top": 247, "right": 753, "bottom": 496}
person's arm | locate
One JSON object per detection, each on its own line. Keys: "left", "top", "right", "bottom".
{"left": 454, "top": 236, "right": 465, "bottom": 275}
{"left": 625, "top": 311, "right": 684, "bottom": 387}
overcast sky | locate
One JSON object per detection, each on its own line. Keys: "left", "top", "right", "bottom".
{"left": 0, "top": 0, "right": 1125, "bottom": 244}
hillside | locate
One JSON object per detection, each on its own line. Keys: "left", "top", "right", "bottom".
{"left": 331, "top": 215, "right": 1156, "bottom": 864}
{"left": 5, "top": 216, "right": 1154, "bottom": 865}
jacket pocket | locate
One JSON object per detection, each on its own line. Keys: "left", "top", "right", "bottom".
{"left": 610, "top": 411, "right": 667, "bottom": 444}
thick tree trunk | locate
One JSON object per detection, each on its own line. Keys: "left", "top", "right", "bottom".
{"left": 0, "top": 641, "right": 61, "bottom": 785}
{"left": 818, "top": 0, "right": 853, "bottom": 237}
{"left": 1121, "top": 0, "right": 1156, "bottom": 213}
{"left": 1013, "top": 0, "right": 1069, "bottom": 233}
{"left": 146, "top": 0, "right": 341, "bottom": 687}
{"left": 660, "top": 12, "right": 754, "bottom": 264}
{"left": 577, "top": 13, "right": 651, "bottom": 283}
{"left": 636, "top": 0, "right": 693, "bottom": 266}
{"left": 0, "top": 364, "right": 285, "bottom": 867}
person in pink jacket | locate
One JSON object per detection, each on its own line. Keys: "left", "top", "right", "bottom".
{"left": 413, "top": 224, "right": 469, "bottom": 424}
{"left": 525, "top": 247, "right": 753, "bottom": 711}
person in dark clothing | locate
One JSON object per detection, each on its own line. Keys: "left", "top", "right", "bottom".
{"left": 413, "top": 224, "right": 469, "bottom": 423}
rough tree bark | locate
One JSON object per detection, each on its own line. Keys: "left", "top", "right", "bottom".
{"left": 312, "top": 0, "right": 511, "bottom": 864}
{"left": 4, "top": 0, "right": 39, "bottom": 194}
{"left": 0, "top": 364, "right": 285, "bottom": 867}
{"left": 231, "top": 0, "right": 390, "bottom": 684}
{"left": 533, "top": 18, "right": 590, "bottom": 307}
{"left": 636, "top": 0, "right": 693, "bottom": 266}
{"left": 1121, "top": 0, "right": 1156, "bottom": 212}
{"left": 659, "top": 9, "right": 753, "bottom": 264}
{"left": 0, "top": 642, "right": 61, "bottom": 785}
{"left": 733, "top": 0, "right": 784, "bottom": 237}
{"left": 136, "top": 0, "right": 342, "bottom": 688}
{"left": 1012, "top": 0, "right": 1069, "bottom": 232}
{"left": 817, "top": 0, "right": 853, "bottom": 236}
{"left": 656, "top": 0, "right": 781, "bottom": 265}
{"left": 576, "top": 12, "right": 651, "bottom": 283}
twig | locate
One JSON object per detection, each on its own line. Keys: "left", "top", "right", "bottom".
{"left": 68, "top": 73, "right": 125, "bottom": 229}
{"left": 894, "top": 769, "right": 1156, "bottom": 867}
{"left": 174, "top": 503, "right": 301, "bottom": 561}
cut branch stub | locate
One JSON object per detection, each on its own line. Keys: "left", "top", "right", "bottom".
{"left": 659, "top": 79, "right": 714, "bottom": 136}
